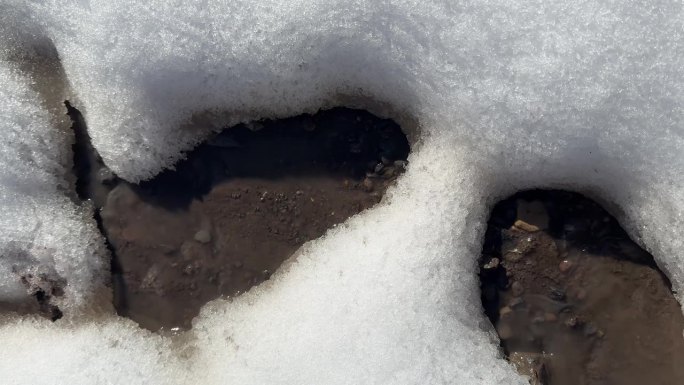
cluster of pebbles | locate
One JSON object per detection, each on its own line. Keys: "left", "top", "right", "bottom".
{"left": 480, "top": 191, "right": 684, "bottom": 385}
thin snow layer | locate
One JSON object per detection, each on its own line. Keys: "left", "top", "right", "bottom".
{"left": 0, "top": 61, "right": 107, "bottom": 311}
{"left": 0, "top": 0, "right": 682, "bottom": 384}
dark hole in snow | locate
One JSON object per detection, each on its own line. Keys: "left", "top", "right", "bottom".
{"left": 69, "top": 106, "right": 410, "bottom": 332}
{"left": 479, "top": 190, "right": 684, "bottom": 385}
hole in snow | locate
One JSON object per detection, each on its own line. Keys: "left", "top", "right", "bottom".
{"left": 479, "top": 190, "right": 684, "bottom": 385}
{"left": 71, "top": 106, "right": 410, "bottom": 332}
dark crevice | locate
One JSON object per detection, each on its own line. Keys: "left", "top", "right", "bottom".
{"left": 66, "top": 100, "right": 128, "bottom": 316}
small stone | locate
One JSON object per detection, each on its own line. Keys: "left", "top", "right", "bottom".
{"left": 483, "top": 258, "right": 500, "bottom": 269}
{"left": 509, "top": 297, "right": 524, "bottom": 308}
{"left": 544, "top": 312, "right": 558, "bottom": 322}
{"left": 140, "top": 265, "right": 160, "bottom": 289}
{"left": 513, "top": 220, "right": 540, "bottom": 233}
{"left": 194, "top": 230, "right": 212, "bottom": 244}
{"left": 374, "top": 162, "right": 384, "bottom": 173}
{"left": 499, "top": 306, "right": 513, "bottom": 317}
{"left": 511, "top": 281, "right": 524, "bottom": 297}
{"left": 559, "top": 259, "right": 573, "bottom": 273}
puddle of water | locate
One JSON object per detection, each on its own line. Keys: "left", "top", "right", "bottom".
{"left": 73, "top": 107, "right": 410, "bottom": 332}
{"left": 480, "top": 190, "right": 684, "bottom": 385}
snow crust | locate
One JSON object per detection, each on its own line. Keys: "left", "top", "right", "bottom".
{"left": 1, "top": 0, "right": 683, "bottom": 384}
{"left": 0, "top": 60, "right": 107, "bottom": 312}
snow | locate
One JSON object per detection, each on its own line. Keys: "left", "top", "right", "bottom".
{"left": 0, "top": 0, "right": 683, "bottom": 384}
{"left": 0, "top": 59, "right": 107, "bottom": 313}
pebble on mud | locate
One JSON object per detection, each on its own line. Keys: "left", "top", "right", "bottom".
{"left": 500, "top": 306, "right": 513, "bottom": 318}
{"left": 511, "top": 281, "right": 524, "bottom": 297}
{"left": 194, "top": 230, "right": 212, "bottom": 244}
{"left": 513, "top": 219, "right": 540, "bottom": 233}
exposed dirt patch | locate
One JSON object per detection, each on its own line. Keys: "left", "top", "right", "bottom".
{"left": 480, "top": 190, "right": 684, "bottom": 385}
{"left": 83, "top": 108, "right": 409, "bottom": 332}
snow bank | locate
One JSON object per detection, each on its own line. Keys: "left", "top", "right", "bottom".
{"left": 0, "top": 60, "right": 107, "bottom": 313}
{"left": 0, "top": 0, "right": 683, "bottom": 384}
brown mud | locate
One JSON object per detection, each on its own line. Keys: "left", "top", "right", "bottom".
{"left": 78, "top": 107, "right": 409, "bottom": 332}
{"left": 480, "top": 190, "right": 684, "bottom": 385}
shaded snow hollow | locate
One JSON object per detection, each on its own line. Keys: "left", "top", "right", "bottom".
{"left": 1, "top": 0, "right": 683, "bottom": 384}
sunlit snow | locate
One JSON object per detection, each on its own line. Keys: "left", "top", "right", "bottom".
{"left": 0, "top": 0, "right": 683, "bottom": 384}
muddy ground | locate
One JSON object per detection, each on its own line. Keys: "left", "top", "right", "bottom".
{"left": 480, "top": 190, "right": 684, "bottom": 385}
{"left": 88, "top": 108, "right": 410, "bottom": 331}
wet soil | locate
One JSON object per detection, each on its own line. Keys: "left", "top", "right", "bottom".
{"left": 480, "top": 190, "right": 684, "bottom": 385}
{"left": 78, "top": 108, "right": 409, "bottom": 332}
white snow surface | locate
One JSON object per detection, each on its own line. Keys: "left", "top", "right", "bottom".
{"left": 0, "top": 0, "right": 683, "bottom": 384}
{"left": 0, "top": 59, "right": 107, "bottom": 311}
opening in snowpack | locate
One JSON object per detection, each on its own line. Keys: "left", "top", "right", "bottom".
{"left": 479, "top": 190, "right": 684, "bottom": 385}
{"left": 70, "top": 106, "right": 410, "bottom": 332}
